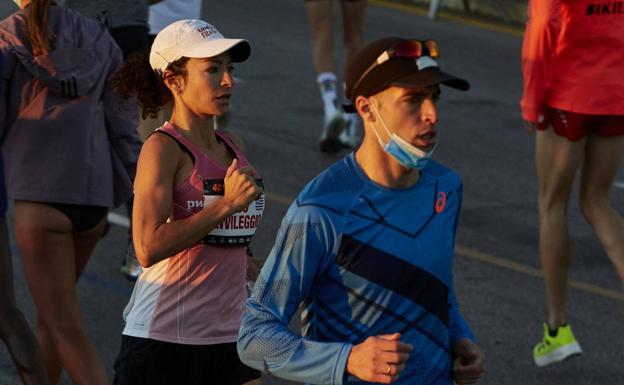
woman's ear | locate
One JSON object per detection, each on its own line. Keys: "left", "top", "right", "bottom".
{"left": 355, "top": 95, "right": 376, "bottom": 123}
{"left": 162, "top": 70, "right": 184, "bottom": 95}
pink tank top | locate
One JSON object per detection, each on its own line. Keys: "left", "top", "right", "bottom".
{"left": 122, "top": 122, "right": 265, "bottom": 345}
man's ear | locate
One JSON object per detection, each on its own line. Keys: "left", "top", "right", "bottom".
{"left": 355, "top": 95, "right": 376, "bottom": 123}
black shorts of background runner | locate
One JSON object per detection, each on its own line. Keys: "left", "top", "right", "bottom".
{"left": 46, "top": 203, "right": 107, "bottom": 232}
{"left": 113, "top": 335, "right": 261, "bottom": 385}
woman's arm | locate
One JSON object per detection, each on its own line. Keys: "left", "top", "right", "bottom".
{"left": 132, "top": 134, "right": 261, "bottom": 267}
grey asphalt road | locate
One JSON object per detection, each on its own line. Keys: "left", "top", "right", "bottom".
{"left": 1, "top": 1, "right": 623, "bottom": 385}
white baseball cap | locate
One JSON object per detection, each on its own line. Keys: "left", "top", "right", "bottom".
{"left": 149, "top": 19, "right": 251, "bottom": 76}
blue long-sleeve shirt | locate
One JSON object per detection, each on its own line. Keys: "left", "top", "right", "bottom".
{"left": 238, "top": 153, "right": 474, "bottom": 385}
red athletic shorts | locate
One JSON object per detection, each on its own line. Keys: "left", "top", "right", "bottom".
{"left": 538, "top": 107, "right": 624, "bottom": 142}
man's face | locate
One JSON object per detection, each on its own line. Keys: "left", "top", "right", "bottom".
{"left": 370, "top": 85, "right": 441, "bottom": 151}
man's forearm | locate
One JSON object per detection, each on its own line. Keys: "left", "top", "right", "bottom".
{"left": 237, "top": 299, "right": 352, "bottom": 385}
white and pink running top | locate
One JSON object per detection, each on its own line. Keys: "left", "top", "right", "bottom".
{"left": 122, "top": 122, "right": 264, "bottom": 345}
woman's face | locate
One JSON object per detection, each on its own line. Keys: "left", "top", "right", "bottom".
{"left": 176, "top": 52, "right": 235, "bottom": 117}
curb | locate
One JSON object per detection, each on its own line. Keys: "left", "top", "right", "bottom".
{"left": 410, "top": 0, "right": 527, "bottom": 24}
{"left": 373, "top": 0, "right": 526, "bottom": 37}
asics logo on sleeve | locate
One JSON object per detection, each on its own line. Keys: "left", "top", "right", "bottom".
{"left": 435, "top": 192, "right": 447, "bottom": 213}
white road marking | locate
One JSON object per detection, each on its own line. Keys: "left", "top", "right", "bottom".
{"left": 107, "top": 212, "right": 130, "bottom": 228}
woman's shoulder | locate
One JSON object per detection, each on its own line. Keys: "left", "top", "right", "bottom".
{"left": 140, "top": 130, "right": 184, "bottom": 162}
{"left": 137, "top": 131, "right": 191, "bottom": 178}
{"left": 51, "top": 6, "right": 112, "bottom": 50}
{"left": 56, "top": 6, "right": 103, "bottom": 30}
{"left": 144, "top": 129, "right": 183, "bottom": 153}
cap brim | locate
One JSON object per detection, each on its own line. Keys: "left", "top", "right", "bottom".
{"left": 183, "top": 38, "right": 251, "bottom": 63}
{"left": 390, "top": 68, "right": 470, "bottom": 91}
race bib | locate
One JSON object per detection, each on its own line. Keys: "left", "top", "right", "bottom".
{"left": 200, "top": 179, "right": 265, "bottom": 246}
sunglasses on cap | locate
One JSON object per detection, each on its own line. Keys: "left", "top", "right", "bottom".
{"left": 351, "top": 39, "right": 440, "bottom": 96}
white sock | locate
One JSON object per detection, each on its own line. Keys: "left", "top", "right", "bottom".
{"left": 317, "top": 72, "right": 338, "bottom": 117}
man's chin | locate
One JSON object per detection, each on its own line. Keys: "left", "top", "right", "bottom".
{"left": 418, "top": 142, "right": 436, "bottom": 152}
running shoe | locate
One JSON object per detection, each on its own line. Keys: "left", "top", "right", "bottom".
{"left": 120, "top": 240, "right": 141, "bottom": 281}
{"left": 533, "top": 323, "right": 582, "bottom": 367}
{"left": 319, "top": 110, "right": 346, "bottom": 153}
{"left": 338, "top": 112, "right": 361, "bottom": 149}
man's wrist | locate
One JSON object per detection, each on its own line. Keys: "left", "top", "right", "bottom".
{"left": 336, "top": 343, "right": 354, "bottom": 385}
{"left": 452, "top": 338, "right": 476, "bottom": 357}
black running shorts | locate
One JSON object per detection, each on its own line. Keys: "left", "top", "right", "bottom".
{"left": 113, "top": 335, "right": 260, "bottom": 385}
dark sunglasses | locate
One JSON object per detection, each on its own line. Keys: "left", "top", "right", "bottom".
{"left": 351, "top": 39, "right": 440, "bottom": 95}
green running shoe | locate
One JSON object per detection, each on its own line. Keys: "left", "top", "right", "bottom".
{"left": 533, "top": 323, "right": 582, "bottom": 367}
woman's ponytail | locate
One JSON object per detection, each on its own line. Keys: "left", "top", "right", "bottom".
{"left": 26, "top": 0, "right": 52, "bottom": 56}
{"left": 111, "top": 52, "right": 188, "bottom": 119}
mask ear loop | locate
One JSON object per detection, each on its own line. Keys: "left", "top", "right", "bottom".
{"left": 367, "top": 97, "right": 389, "bottom": 149}
{"left": 369, "top": 97, "right": 395, "bottom": 140}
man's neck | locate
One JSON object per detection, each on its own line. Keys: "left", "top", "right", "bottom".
{"left": 354, "top": 137, "right": 420, "bottom": 189}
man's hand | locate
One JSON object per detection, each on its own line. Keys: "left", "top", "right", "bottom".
{"left": 452, "top": 339, "right": 485, "bottom": 384}
{"left": 346, "top": 333, "right": 413, "bottom": 384}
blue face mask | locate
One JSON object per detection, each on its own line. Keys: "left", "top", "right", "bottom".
{"left": 370, "top": 98, "right": 436, "bottom": 170}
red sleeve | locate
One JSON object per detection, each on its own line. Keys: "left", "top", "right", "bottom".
{"left": 520, "top": 0, "right": 562, "bottom": 123}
